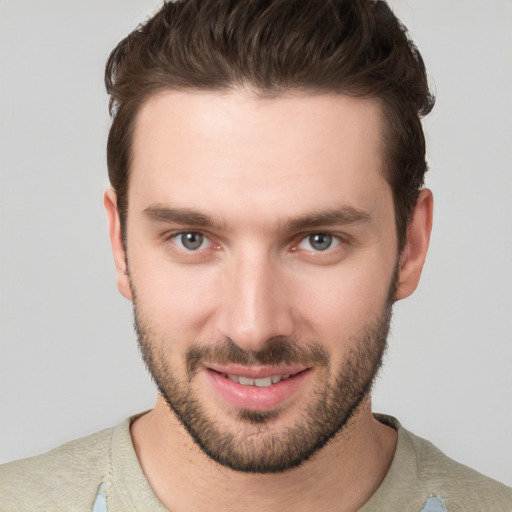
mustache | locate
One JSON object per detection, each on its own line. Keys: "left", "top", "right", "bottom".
{"left": 186, "top": 336, "right": 329, "bottom": 375}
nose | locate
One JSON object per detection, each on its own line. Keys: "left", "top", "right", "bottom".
{"left": 215, "top": 248, "right": 295, "bottom": 352}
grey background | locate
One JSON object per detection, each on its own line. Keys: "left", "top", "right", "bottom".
{"left": 1, "top": 0, "right": 511, "bottom": 486}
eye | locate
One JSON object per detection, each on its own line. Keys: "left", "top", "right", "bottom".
{"left": 297, "top": 232, "right": 341, "bottom": 252}
{"left": 172, "top": 231, "right": 211, "bottom": 251}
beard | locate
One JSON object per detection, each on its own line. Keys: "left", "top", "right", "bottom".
{"left": 132, "top": 276, "right": 395, "bottom": 474}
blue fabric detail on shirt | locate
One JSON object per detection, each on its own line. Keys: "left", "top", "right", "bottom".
{"left": 421, "top": 496, "right": 448, "bottom": 512}
{"left": 91, "top": 482, "right": 108, "bottom": 512}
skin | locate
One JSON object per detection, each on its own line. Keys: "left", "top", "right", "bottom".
{"left": 105, "top": 89, "right": 433, "bottom": 511}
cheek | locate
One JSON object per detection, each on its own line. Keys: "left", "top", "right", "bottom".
{"left": 131, "top": 259, "right": 219, "bottom": 337}
{"left": 293, "top": 259, "right": 395, "bottom": 339}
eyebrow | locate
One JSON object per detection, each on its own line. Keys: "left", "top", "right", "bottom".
{"left": 144, "top": 204, "right": 371, "bottom": 232}
{"left": 143, "top": 205, "right": 226, "bottom": 229}
{"left": 283, "top": 208, "right": 371, "bottom": 231}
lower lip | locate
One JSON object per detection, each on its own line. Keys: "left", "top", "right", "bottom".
{"left": 204, "top": 369, "right": 310, "bottom": 411}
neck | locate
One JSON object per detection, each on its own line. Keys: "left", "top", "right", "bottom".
{"left": 131, "top": 396, "right": 397, "bottom": 512}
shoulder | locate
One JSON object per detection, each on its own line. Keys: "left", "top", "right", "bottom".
{"left": 367, "top": 415, "right": 512, "bottom": 512}
{"left": 0, "top": 425, "right": 115, "bottom": 512}
{"left": 403, "top": 424, "right": 512, "bottom": 511}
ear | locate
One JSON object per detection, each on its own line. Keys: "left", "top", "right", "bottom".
{"left": 395, "top": 189, "right": 433, "bottom": 301}
{"left": 104, "top": 188, "right": 132, "bottom": 301}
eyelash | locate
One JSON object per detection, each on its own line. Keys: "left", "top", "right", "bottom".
{"left": 295, "top": 232, "right": 342, "bottom": 252}
{"left": 166, "top": 230, "right": 346, "bottom": 254}
{"left": 169, "top": 231, "right": 214, "bottom": 251}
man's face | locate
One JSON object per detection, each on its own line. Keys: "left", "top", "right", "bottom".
{"left": 120, "top": 90, "right": 400, "bottom": 472}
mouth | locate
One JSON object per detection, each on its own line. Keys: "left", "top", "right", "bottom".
{"left": 204, "top": 365, "right": 311, "bottom": 411}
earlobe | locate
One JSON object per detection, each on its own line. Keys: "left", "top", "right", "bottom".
{"left": 104, "top": 188, "right": 132, "bottom": 301}
{"left": 395, "top": 189, "right": 433, "bottom": 301}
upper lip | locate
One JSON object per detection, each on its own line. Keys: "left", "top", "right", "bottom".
{"left": 205, "top": 363, "right": 309, "bottom": 379}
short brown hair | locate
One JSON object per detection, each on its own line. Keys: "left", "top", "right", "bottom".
{"left": 105, "top": 0, "right": 434, "bottom": 249}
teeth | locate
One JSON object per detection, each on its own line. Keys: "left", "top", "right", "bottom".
{"left": 224, "top": 373, "right": 293, "bottom": 387}
{"left": 254, "top": 377, "right": 272, "bottom": 387}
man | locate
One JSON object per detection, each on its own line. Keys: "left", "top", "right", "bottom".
{"left": 1, "top": 0, "right": 510, "bottom": 510}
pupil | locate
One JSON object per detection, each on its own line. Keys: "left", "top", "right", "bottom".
{"left": 182, "top": 232, "right": 203, "bottom": 250}
{"left": 310, "top": 233, "right": 331, "bottom": 251}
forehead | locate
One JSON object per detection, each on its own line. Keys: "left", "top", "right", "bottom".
{"left": 129, "top": 89, "right": 390, "bottom": 226}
